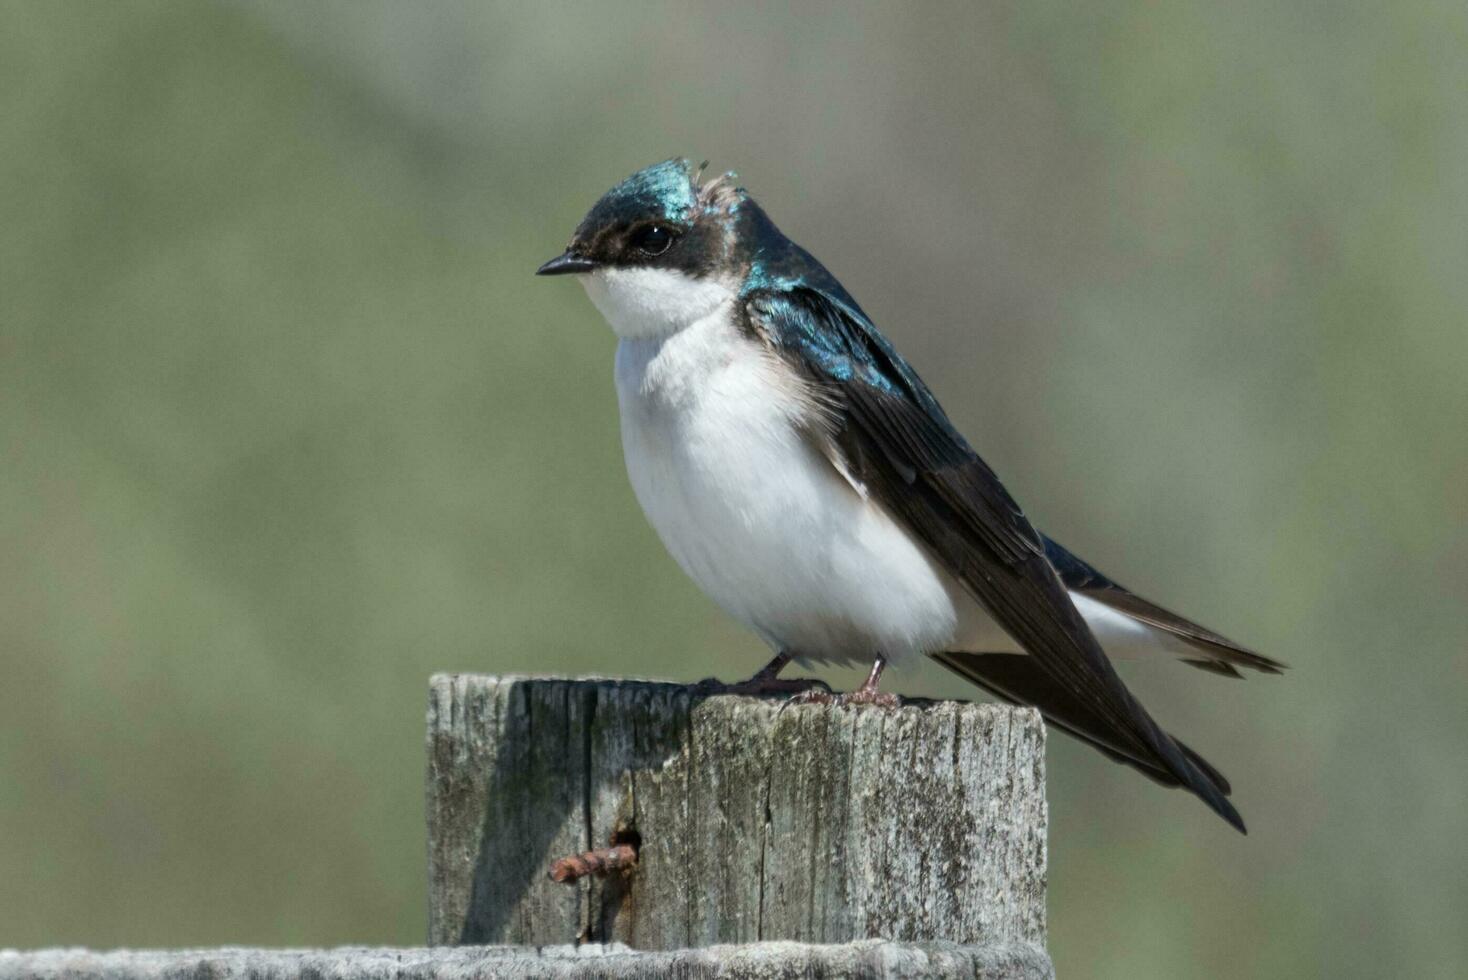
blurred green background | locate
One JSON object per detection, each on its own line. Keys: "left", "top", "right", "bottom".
{"left": 3, "top": 1, "right": 1465, "bottom": 976}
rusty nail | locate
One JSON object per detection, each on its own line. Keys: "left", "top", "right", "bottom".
{"left": 548, "top": 843, "right": 638, "bottom": 884}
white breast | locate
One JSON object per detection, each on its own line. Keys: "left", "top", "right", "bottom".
{"left": 612, "top": 298, "right": 999, "bottom": 666}
{"left": 588, "top": 267, "right": 1187, "bottom": 671}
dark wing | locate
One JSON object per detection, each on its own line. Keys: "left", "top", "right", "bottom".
{"left": 1042, "top": 536, "right": 1286, "bottom": 678}
{"left": 746, "top": 286, "right": 1245, "bottom": 832}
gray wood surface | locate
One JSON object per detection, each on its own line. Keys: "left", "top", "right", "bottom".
{"left": 425, "top": 674, "right": 1048, "bottom": 955}
{"left": 0, "top": 941, "right": 1054, "bottom": 979}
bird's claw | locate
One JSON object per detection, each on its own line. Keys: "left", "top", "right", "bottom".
{"left": 786, "top": 685, "right": 900, "bottom": 709}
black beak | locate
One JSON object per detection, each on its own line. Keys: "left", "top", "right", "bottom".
{"left": 536, "top": 251, "right": 597, "bottom": 276}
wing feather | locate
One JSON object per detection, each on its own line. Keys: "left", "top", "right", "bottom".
{"left": 746, "top": 287, "right": 1246, "bottom": 832}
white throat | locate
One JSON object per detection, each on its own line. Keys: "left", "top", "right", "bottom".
{"left": 582, "top": 266, "right": 736, "bottom": 339}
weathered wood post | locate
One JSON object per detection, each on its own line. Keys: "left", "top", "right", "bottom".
{"left": 426, "top": 674, "right": 1052, "bottom": 976}
{"left": 0, "top": 673, "right": 1053, "bottom": 979}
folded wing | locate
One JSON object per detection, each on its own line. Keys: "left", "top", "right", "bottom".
{"left": 745, "top": 285, "right": 1246, "bottom": 832}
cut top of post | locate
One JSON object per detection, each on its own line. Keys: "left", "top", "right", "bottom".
{"left": 425, "top": 674, "right": 1047, "bottom": 952}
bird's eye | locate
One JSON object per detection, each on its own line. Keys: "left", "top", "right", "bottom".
{"left": 633, "top": 225, "right": 674, "bottom": 256}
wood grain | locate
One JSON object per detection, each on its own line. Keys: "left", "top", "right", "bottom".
{"left": 425, "top": 675, "right": 1048, "bottom": 954}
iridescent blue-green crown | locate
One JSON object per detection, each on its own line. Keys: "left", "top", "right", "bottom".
{"left": 579, "top": 158, "right": 698, "bottom": 229}
{"left": 575, "top": 158, "right": 744, "bottom": 237}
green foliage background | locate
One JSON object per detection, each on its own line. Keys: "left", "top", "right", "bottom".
{"left": 3, "top": 3, "right": 1465, "bottom": 976}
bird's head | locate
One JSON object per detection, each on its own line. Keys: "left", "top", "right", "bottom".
{"left": 536, "top": 158, "right": 751, "bottom": 338}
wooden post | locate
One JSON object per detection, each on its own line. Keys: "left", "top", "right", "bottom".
{"left": 0, "top": 674, "right": 1053, "bottom": 980}
{"left": 425, "top": 674, "right": 1049, "bottom": 970}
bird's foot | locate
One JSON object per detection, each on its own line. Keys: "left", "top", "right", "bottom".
{"left": 693, "top": 651, "right": 831, "bottom": 698}
{"left": 787, "top": 684, "right": 900, "bottom": 709}
{"left": 786, "top": 653, "right": 898, "bottom": 709}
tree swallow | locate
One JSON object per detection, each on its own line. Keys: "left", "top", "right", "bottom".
{"left": 537, "top": 159, "right": 1283, "bottom": 832}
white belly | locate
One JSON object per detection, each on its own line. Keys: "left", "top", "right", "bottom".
{"left": 610, "top": 302, "right": 1185, "bottom": 670}
{"left": 613, "top": 309, "right": 1010, "bottom": 667}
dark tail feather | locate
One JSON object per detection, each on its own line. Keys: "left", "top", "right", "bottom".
{"left": 932, "top": 650, "right": 1245, "bottom": 832}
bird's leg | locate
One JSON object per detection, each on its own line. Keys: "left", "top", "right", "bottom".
{"left": 694, "top": 651, "right": 833, "bottom": 697}
{"left": 788, "top": 653, "right": 900, "bottom": 709}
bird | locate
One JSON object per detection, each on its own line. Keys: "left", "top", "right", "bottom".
{"left": 536, "top": 158, "right": 1284, "bottom": 833}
